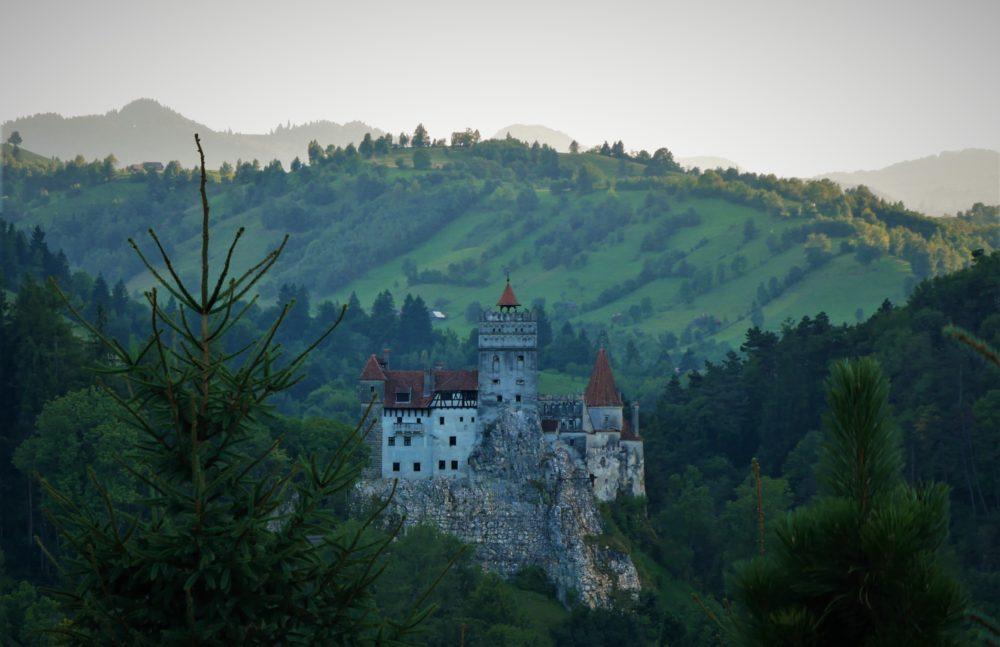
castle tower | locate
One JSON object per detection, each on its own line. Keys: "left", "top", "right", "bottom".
{"left": 358, "top": 352, "right": 388, "bottom": 477}
{"left": 477, "top": 279, "right": 538, "bottom": 427}
{"left": 584, "top": 348, "right": 624, "bottom": 431}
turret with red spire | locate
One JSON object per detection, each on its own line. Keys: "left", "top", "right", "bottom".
{"left": 477, "top": 275, "right": 538, "bottom": 426}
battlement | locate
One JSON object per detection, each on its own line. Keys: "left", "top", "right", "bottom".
{"left": 480, "top": 309, "right": 537, "bottom": 323}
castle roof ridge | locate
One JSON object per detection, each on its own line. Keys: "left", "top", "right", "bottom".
{"left": 360, "top": 354, "right": 387, "bottom": 381}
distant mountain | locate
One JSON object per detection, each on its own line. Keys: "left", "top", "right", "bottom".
{"left": 676, "top": 156, "right": 741, "bottom": 171}
{"left": 819, "top": 149, "right": 1000, "bottom": 216}
{"left": 491, "top": 125, "right": 576, "bottom": 152}
{"left": 0, "top": 98, "right": 382, "bottom": 168}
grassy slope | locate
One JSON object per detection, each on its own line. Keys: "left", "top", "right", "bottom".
{"left": 10, "top": 150, "right": 913, "bottom": 359}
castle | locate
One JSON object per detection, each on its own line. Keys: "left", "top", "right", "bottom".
{"left": 358, "top": 280, "right": 645, "bottom": 502}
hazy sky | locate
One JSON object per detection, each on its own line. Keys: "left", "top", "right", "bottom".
{"left": 2, "top": 0, "right": 998, "bottom": 177}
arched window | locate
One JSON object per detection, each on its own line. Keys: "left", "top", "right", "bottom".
{"left": 492, "top": 354, "right": 500, "bottom": 373}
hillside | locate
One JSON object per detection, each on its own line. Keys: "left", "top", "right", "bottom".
{"left": 1, "top": 99, "right": 381, "bottom": 168}
{"left": 2, "top": 140, "right": 995, "bottom": 367}
{"left": 820, "top": 148, "right": 1000, "bottom": 216}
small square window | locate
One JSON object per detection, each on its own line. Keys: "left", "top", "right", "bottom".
{"left": 459, "top": 416, "right": 464, "bottom": 422}
{"left": 413, "top": 462, "right": 421, "bottom": 472}
{"left": 451, "top": 460, "right": 458, "bottom": 470}
{"left": 388, "top": 436, "right": 395, "bottom": 446}
{"left": 449, "top": 436, "right": 457, "bottom": 446}
{"left": 516, "top": 378, "right": 524, "bottom": 385}
{"left": 471, "top": 417, "right": 475, "bottom": 423}
{"left": 515, "top": 394, "right": 522, "bottom": 403}
{"left": 370, "top": 385, "right": 376, "bottom": 393}
{"left": 404, "top": 436, "right": 412, "bottom": 446}
{"left": 392, "top": 462, "right": 400, "bottom": 472}
{"left": 439, "top": 416, "right": 445, "bottom": 425}
{"left": 492, "top": 379, "right": 500, "bottom": 384}
{"left": 396, "top": 416, "right": 403, "bottom": 423}
{"left": 497, "top": 395, "right": 503, "bottom": 402}
{"left": 416, "top": 418, "right": 422, "bottom": 424}
{"left": 438, "top": 460, "right": 446, "bottom": 470}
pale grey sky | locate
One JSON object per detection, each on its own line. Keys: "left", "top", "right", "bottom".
{"left": 2, "top": 0, "right": 998, "bottom": 177}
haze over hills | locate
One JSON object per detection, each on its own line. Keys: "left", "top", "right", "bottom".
{"left": 489, "top": 126, "right": 742, "bottom": 172}
{"left": 4, "top": 100, "right": 997, "bottom": 216}
{"left": 819, "top": 149, "right": 1000, "bottom": 216}
{"left": 490, "top": 125, "right": 577, "bottom": 152}
{"left": 0, "top": 98, "right": 382, "bottom": 168}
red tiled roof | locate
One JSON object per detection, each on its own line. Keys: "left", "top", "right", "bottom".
{"left": 382, "top": 369, "right": 479, "bottom": 408}
{"left": 497, "top": 282, "right": 520, "bottom": 308}
{"left": 384, "top": 371, "right": 431, "bottom": 408}
{"left": 360, "top": 354, "right": 387, "bottom": 381}
{"left": 434, "top": 370, "right": 478, "bottom": 391}
{"left": 584, "top": 348, "right": 622, "bottom": 407}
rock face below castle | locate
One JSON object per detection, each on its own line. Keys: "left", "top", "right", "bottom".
{"left": 353, "top": 409, "right": 640, "bottom": 607}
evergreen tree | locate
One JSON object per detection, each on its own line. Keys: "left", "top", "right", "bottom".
{"left": 36, "top": 135, "right": 422, "bottom": 643}
{"left": 369, "top": 290, "right": 397, "bottom": 349}
{"left": 412, "top": 123, "right": 429, "bottom": 148}
{"left": 731, "top": 358, "right": 966, "bottom": 644}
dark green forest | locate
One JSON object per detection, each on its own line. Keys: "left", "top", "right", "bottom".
{"left": 0, "top": 137, "right": 997, "bottom": 644}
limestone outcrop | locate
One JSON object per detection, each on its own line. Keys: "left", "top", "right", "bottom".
{"left": 353, "top": 409, "right": 640, "bottom": 607}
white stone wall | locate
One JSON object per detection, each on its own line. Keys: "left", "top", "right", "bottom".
{"left": 380, "top": 406, "right": 477, "bottom": 479}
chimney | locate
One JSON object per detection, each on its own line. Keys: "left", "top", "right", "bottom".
{"left": 423, "top": 368, "right": 433, "bottom": 397}
{"left": 380, "top": 347, "right": 390, "bottom": 369}
{"left": 631, "top": 401, "right": 640, "bottom": 438}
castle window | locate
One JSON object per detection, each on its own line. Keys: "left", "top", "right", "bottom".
{"left": 492, "top": 355, "right": 500, "bottom": 373}
{"left": 404, "top": 436, "right": 411, "bottom": 446}
{"left": 396, "top": 391, "right": 410, "bottom": 403}
{"left": 471, "top": 417, "right": 475, "bottom": 423}
{"left": 396, "top": 416, "right": 403, "bottom": 423}
{"left": 449, "top": 436, "right": 457, "bottom": 446}
{"left": 492, "top": 379, "right": 499, "bottom": 385}
{"left": 439, "top": 416, "right": 445, "bottom": 425}
{"left": 392, "top": 462, "right": 400, "bottom": 472}
{"left": 516, "top": 378, "right": 524, "bottom": 385}
{"left": 416, "top": 418, "right": 421, "bottom": 424}
{"left": 453, "top": 392, "right": 461, "bottom": 400}
{"left": 517, "top": 354, "right": 524, "bottom": 368}
{"left": 451, "top": 460, "right": 458, "bottom": 470}
{"left": 438, "top": 460, "right": 446, "bottom": 470}
{"left": 413, "top": 462, "right": 421, "bottom": 472}
{"left": 388, "top": 436, "right": 395, "bottom": 446}
{"left": 497, "top": 395, "right": 503, "bottom": 402}
{"left": 459, "top": 416, "right": 464, "bottom": 422}
{"left": 370, "top": 385, "right": 376, "bottom": 394}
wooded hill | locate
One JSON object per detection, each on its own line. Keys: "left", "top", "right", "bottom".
{"left": 2, "top": 137, "right": 996, "bottom": 367}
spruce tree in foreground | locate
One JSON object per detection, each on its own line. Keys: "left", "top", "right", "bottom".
{"left": 731, "top": 358, "right": 966, "bottom": 645}
{"left": 39, "top": 135, "right": 420, "bottom": 644}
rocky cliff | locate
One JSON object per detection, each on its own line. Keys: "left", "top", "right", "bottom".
{"left": 353, "top": 409, "right": 640, "bottom": 607}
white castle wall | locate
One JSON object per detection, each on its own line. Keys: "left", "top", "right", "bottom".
{"left": 380, "top": 406, "right": 478, "bottom": 479}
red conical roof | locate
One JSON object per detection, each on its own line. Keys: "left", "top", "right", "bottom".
{"left": 497, "top": 281, "right": 520, "bottom": 308}
{"left": 584, "top": 348, "right": 622, "bottom": 407}
{"left": 360, "top": 354, "right": 387, "bottom": 381}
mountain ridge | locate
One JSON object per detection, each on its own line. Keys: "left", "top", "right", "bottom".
{"left": 1, "top": 98, "right": 382, "bottom": 168}
{"left": 819, "top": 148, "right": 1000, "bottom": 216}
